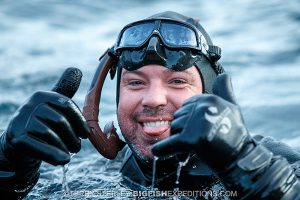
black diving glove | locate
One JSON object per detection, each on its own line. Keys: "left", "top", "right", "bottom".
{"left": 152, "top": 73, "right": 300, "bottom": 199}
{"left": 0, "top": 67, "right": 90, "bottom": 193}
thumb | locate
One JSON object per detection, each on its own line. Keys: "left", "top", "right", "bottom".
{"left": 212, "top": 73, "right": 237, "bottom": 105}
{"left": 51, "top": 67, "right": 82, "bottom": 98}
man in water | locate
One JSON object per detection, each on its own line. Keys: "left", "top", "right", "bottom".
{"left": 1, "top": 11, "right": 300, "bottom": 199}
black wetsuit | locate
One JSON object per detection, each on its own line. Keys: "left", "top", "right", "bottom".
{"left": 120, "top": 135, "right": 300, "bottom": 199}
{"left": 0, "top": 132, "right": 300, "bottom": 199}
{"left": 121, "top": 147, "right": 224, "bottom": 191}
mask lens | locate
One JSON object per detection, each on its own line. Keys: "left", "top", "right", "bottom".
{"left": 160, "top": 22, "right": 197, "bottom": 47}
{"left": 119, "top": 22, "right": 155, "bottom": 47}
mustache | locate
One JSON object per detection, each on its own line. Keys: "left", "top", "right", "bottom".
{"left": 134, "top": 106, "right": 175, "bottom": 119}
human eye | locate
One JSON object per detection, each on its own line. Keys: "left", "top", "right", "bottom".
{"left": 169, "top": 79, "right": 186, "bottom": 84}
{"left": 129, "top": 80, "right": 144, "bottom": 86}
{"left": 126, "top": 79, "right": 146, "bottom": 89}
{"left": 168, "top": 78, "right": 188, "bottom": 88}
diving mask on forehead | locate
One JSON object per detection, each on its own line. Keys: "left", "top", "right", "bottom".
{"left": 114, "top": 18, "right": 221, "bottom": 71}
{"left": 116, "top": 19, "right": 207, "bottom": 51}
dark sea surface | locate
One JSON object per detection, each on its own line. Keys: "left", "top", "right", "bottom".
{"left": 0, "top": 0, "right": 299, "bottom": 199}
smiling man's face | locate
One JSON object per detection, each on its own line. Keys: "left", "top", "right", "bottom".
{"left": 117, "top": 64, "right": 203, "bottom": 160}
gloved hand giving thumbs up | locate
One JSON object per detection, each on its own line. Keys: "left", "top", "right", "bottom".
{"left": 1, "top": 67, "right": 90, "bottom": 169}
{"left": 0, "top": 68, "right": 91, "bottom": 198}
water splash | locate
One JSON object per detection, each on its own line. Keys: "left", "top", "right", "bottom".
{"left": 173, "top": 155, "right": 190, "bottom": 200}
{"left": 62, "top": 165, "right": 70, "bottom": 195}
{"left": 61, "top": 153, "right": 76, "bottom": 195}
{"left": 151, "top": 156, "right": 159, "bottom": 190}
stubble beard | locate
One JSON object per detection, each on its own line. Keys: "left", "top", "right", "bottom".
{"left": 117, "top": 106, "right": 175, "bottom": 162}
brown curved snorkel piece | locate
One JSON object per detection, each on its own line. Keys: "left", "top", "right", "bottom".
{"left": 83, "top": 50, "right": 125, "bottom": 159}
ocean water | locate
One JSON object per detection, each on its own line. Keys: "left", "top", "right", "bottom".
{"left": 0, "top": 0, "right": 299, "bottom": 199}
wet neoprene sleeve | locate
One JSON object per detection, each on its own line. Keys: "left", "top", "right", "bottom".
{"left": 0, "top": 131, "right": 40, "bottom": 199}
{"left": 215, "top": 139, "right": 300, "bottom": 199}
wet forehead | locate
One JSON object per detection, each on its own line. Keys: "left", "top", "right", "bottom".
{"left": 121, "top": 65, "right": 199, "bottom": 78}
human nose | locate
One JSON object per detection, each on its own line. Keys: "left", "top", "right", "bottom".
{"left": 141, "top": 83, "right": 167, "bottom": 108}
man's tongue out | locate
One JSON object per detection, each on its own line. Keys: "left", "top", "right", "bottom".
{"left": 142, "top": 121, "right": 170, "bottom": 136}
